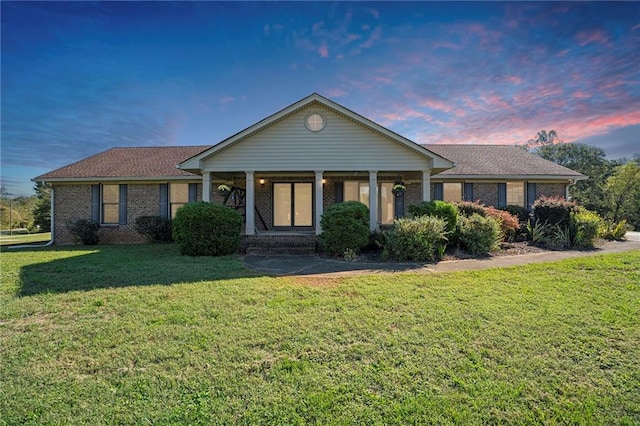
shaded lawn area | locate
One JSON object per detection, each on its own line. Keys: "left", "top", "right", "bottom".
{"left": 1, "top": 245, "right": 639, "bottom": 425}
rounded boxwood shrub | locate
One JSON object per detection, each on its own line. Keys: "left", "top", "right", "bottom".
{"left": 457, "top": 214, "right": 501, "bottom": 255}
{"left": 408, "top": 200, "right": 459, "bottom": 234}
{"left": 172, "top": 202, "right": 243, "bottom": 256}
{"left": 569, "top": 208, "right": 601, "bottom": 248}
{"left": 135, "top": 215, "right": 172, "bottom": 243}
{"left": 65, "top": 219, "right": 100, "bottom": 245}
{"left": 320, "top": 201, "right": 369, "bottom": 256}
{"left": 381, "top": 216, "right": 448, "bottom": 262}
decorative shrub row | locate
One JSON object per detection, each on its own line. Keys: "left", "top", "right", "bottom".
{"left": 172, "top": 202, "right": 243, "bottom": 256}
{"left": 320, "top": 201, "right": 370, "bottom": 256}
{"left": 381, "top": 216, "right": 448, "bottom": 261}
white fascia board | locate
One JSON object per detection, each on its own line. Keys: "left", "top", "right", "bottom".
{"left": 32, "top": 176, "right": 201, "bottom": 184}
{"left": 431, "top": 174, "right": 588, "bottom": 181}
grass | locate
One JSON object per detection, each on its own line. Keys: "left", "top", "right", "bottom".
{"left": 1, "top": 245, "right": 639, "bottom": 425}
{"left": 0, "top": 232, "right": 51, "bottom": 246}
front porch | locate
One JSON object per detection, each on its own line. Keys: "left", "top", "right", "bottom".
{"left": 201, "top": 170, "right": 433, "bottom": 235}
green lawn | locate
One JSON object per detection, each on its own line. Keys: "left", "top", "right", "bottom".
{"left": 1, "top": 245, "right": 639, "bottom": 425}
{"left": 0, "top": 231, "right": 51, "bottom": 246}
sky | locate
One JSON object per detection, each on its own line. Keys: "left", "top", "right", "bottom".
{"left": 1, "top": 1, "right": 639, "bottom": 196}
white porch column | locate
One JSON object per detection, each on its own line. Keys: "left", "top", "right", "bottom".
{"left": 202, "top": 172, "right": 211, "bottom": 202}
{"left": 245, "top": 171, "right": 255, "bottom": 235}
{"left": 422, "top": 170, "right": 431, "bottom": 201}
{"left": 315, "top": 170, "right": 324, "bottom": 235}
{"left": 369, "top": 170, "right": 378, "bottom": 231}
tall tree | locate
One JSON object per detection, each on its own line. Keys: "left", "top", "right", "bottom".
{"left": 527, "top": 130, "right": 561, "bottom": 149}
{"left": 536, "top": 143, "right": 614, "bottom": 215}
{"left": 605, "top": 162, "right": 640, "bottom": 229}
{"left": 32, "top": 182, "right": 51, "bottom": 232}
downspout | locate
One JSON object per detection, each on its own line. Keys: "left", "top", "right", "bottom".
{"left": 9, "top": 185, "right": 55, "bottom": 249}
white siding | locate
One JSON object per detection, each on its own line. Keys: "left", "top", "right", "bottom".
{"left": 201, "top": 106, "right": 433, "bottom": 172}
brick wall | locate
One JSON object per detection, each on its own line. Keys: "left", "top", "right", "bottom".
{"left": 536, "top": 183, "right": 566, "bottom": 200}
{"left": 53, "top": 182, "right": 201, "bottom": 245}
{"left": 472, "top": 183, "right": 500, "bottom": 206}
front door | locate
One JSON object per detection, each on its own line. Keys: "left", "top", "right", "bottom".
{"left": 273, "top": 183, "right": 313, "bottom": 227}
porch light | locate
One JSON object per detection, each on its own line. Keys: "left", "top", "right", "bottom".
{"left": 322, "top": 179, "right": 326, "bottom": 184}
{"left": 259, "top": 178, "right": 265, "bottom": 185}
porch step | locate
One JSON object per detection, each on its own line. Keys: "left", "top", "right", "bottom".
{"left": 242, "top": 234, "right": 319, "bottom": 255}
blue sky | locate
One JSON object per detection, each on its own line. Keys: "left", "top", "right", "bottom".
{"left": 2, "top": 1, "right": 638, "bottom": 196}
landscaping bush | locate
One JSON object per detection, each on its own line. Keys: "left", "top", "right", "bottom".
{"left": 533, "top": 196, "right": 578, "bottom": 229}
{"left": 455, "top": 201, "right": 487, "bottom": 218}
{"left": 599, "top": 219, "right": 628, "bottom": 240}
{"left": 502, "top": 205, "right": 531, "bottom": 224}
{"left": 457, "top": 214, "right": 501, "bottom": 255}
{"left": 135, "top": 215, "right": 172, "bottom": 243}
{"left": 172, "top": 202, "right": 243, "bottom": 256}
{"left": 320, "top": 201, "right": 369, "bottom": 256}
{"left": 408, "top": 200, "right": 459, "bottom": 234}
{"left": 381, "top": 216, "right": 448, "bottom": 262}
{"left": 569, "top": 208, "right": 601, "bottom": 248}
{"left": 65, "top": 219, "right": 100, "bottom": 245}
{"left": 485, "top": 206, "right": 520, "bottom": 241}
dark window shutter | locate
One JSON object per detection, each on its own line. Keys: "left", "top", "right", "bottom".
{"left": 463, "top": 183, "right": 474, "bottom": 201}
{"left": 433, "top": 183, "right": 443, "bottom": 201}
{"left": 498, "top": 183, "right": 507, "bottom": 208}
{"left": 159, "top": 184, "right": 169, "bottom": 219}
{"left": 394, "top": 190, "right": 405, "bottom": 219}
{"left": 334, "top": 181, "right": 344, "bottom": 203}
{"left": 119, "top": 185, "right": 128, "bottom": 225}
{"left": 188, "top": 183, "right": 198, "bottom": 203}
{"left": 527, "top": 182, "right": 537, "bottom": 209}
{"left": 91, "top": 185, "right": 100, "bottom": 222}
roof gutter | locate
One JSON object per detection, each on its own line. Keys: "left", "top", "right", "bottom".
{"left": 9, "top": 186, "right": 55, "bottom": 249}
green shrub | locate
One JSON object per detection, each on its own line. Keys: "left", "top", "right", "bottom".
{"left": 502, "top": 205, "right": 530, "bottom": 224}
{"left": 455, "top": 201, "right": 487, "bottom": 218}
{"left": 569, "top": 208, "right": 601, "bottom": 248}
{"left": 381, "top": 216, "right": 448, "bottom": 262}
{"left": 485, "top": 206, "right": 520, "bottom": 241}
{"left": 457, "top": 214, "right": 501, "bottom": 255}
{"left": 408, "top": 200, "right": 459, "bottom": 234}
{"left": 135, "top": 215, "right": 172, "bottom": 243}
{"left": 533, "top": 196, "right": 577, "bottom": 229}
{"left": 599, "top": 219, "right": 628, "bottom": 240}
{"left": 65, "top": 219, "right": 100, "bottom": 245}
{"left": 172, "top": 202, "right": 243, "bottom": 256}
{"left": 320, "top": 201, "right": 369, "bottom": 256}
{"left": 547, "top": 225, "right": 572, "bottom": 250}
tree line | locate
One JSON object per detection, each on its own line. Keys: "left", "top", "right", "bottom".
{"left": 0, "top": 182, "right": 50, "bottom": 232}
{"left": 526, "top": 130, "right": 640, "bottom": 231}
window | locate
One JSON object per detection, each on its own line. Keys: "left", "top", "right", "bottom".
{"left": 344, "top": 181, "right": 394, "bottom": 225}
{"left": 170, "top": 183, "right": 189, "bottom": 218}
{"left": 273, "top": 183, "right": 313, "bottom": 227}
{"left": 344, "top": 181, "right": 369, "bottom": 206}
{"left": 506, "top": 182, "right": 525, "bottom": 207}
{"left": 101, "top": 184, "right": 120, "bottom": 224}
{"left": 379, "top": 182, "right": 394, "bottom": 225}
{"left": 92, "top": 184, "right": 126, "bottom": 225}
{"left": 443, "top": 183, "right": 463, "bottom": 203}
{"left": 305, "top": 113, "right": 326, "bottom": 132}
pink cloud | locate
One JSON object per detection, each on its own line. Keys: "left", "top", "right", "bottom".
{"left": 326, "top": 88, "right": 347, "bottom": 98}
{"left": 505, "top": 75, "right": 523, "bottom": 85}
{"left": 556, "top": 49, "right": 570, "bottom": 57}
{"left": 318, "top": 43, "right": 329, "bottom": 58}
{"left": 361, "top": 26, "right": 381, "bottom": 49}
{"left": 572, "top": 91, "right": 591, "bottom": 99}
{"left": 576, "top": 29, "right": 609, "bottom": 46}
{"left": 219, "top": 96, "right": 234, "bottom": 104}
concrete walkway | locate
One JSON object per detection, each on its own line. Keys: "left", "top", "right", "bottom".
{"left": 244, "top": 233, "right": 640, "bottom": 278}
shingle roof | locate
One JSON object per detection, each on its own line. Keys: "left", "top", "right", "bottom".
{"left": 426, "top": 145, "right": 586, "bottom": 178}
{"left": 34, "top": 146, "right": 210, "bottom": 180}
